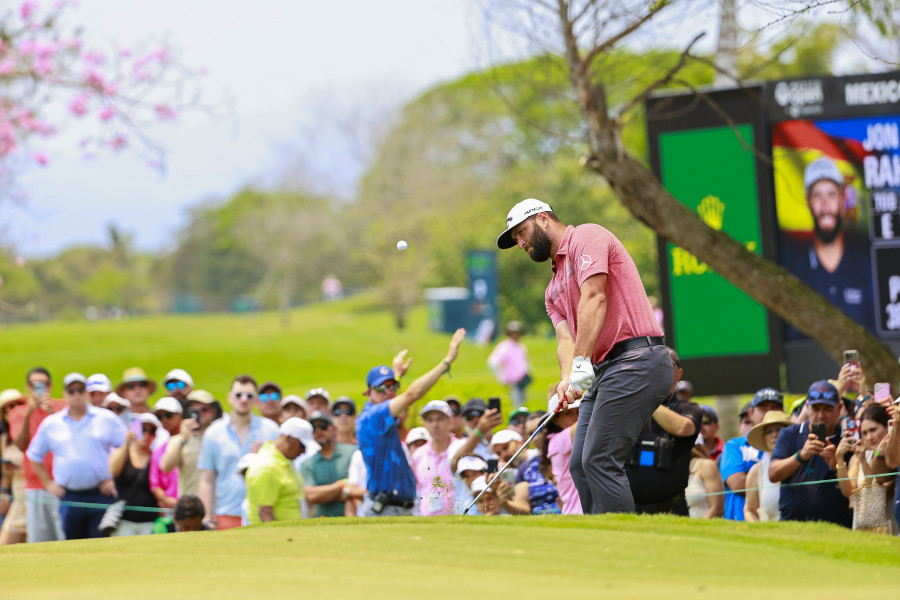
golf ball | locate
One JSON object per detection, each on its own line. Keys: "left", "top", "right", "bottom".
{"left": 397, "top": 240, "right": 408, "bottom": 251}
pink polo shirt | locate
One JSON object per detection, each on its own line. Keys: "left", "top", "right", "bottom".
{"left": 411, "top": 437, "right": 462, "bottom": 516}
{"left": 548, "top": 428, "right": 582, "bottom": 515}
{"left": 149, "top": 441, "right": 179, "bottom": 500}
{"left": 545, "top": 225, "right": 662, "bottom": 363}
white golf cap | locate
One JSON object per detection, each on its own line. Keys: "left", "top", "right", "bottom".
{"left": 496, "top": 198, "right": 553, "bottom": 249}
{"left": 163, "top": 368, "right": 193, "bottom": 387}
{"left": 456, "top": 455, "right": 489, "bottom": 476}
{"left": 419, "top": 400, "right": 452, "bottom": 418}
{"left": 236, "top": 453, "right": 260, "bottom": 475}
{"left": 405, "top": 427, "right": 431, "bottom": 446}
{"left": 63, "top": 372, "right": 86, "bottom": 387}
{"left": 279, "top": 417, "right": 321, "bottom": 454}
{"left": 489, "top": 429, "right": 523, "bottom": 449}
{"left": 138, "top": 412, "right": 163, "bottom": 429}
{"left": 804, "top": 157, "right": 843, "bottom": 195}
{"left": 86, "top": 373, "right": 112, "bottom": 393}
{"left": 153, "top": 397, "right": 183, "bottom": 415}
{"left": 470, "top": 475, "right": 493, "bottom": 494}
{"left": 548, "top": 393, "right": 581, "bottom": 414}
{"left": 281, "top": 394, "right": 308, "bottom": 412}
{"left": 103, "top": 392, "right": 131, "bottom": 408}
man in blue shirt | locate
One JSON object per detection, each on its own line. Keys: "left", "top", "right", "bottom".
{"left": 198, "top": 374, "right": 279, "bottom": 529}
{"left": 356, "top": 328, "right": 465, "bottom": 516}
{"left": 27, "top": 372, "right": 127, "bottom": 540}
{"left": 769, "top": 380, "right": 851, "bottom": 527}
{"left": 719, "top": 388, "right": 783, "bottom": 520}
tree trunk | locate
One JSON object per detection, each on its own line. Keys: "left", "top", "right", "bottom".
{"left": 556, "top": 9, "right": 900, "bottom": 388}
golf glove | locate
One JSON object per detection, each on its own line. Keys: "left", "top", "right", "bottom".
{"left": 569, "top": 356, "right": 594, "bottom": 393}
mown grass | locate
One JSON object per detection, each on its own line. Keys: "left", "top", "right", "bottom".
{"left": 2, "top": 515, "right": 898, "bottom": 599}
{"left": 0, "top": 295, "right": 562, "bottom": 419}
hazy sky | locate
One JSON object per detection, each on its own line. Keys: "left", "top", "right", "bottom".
{"left": 5, "top": 0, "right": 490, "bottom": 256}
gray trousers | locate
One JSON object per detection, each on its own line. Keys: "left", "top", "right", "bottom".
{"left": 569, "top": 345, "right": 673, "bottom": 514}
{"left": 25, "top": 488, "right": 65, "bottom": 543}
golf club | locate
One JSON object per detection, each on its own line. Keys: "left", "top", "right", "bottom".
{"left": 463, "top": 399, "right": 569, "bottom": 514}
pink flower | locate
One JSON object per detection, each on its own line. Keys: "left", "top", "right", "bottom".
{"left": 33, "top": 151, "right": 49, "bottom": 166}
{"left": 68, "top": 93, "right": 89, "bottom": 116}
{"left": 99, "top": 106, "right": 115, "bottom": 121}
{"left": 0, "top": 59, "right": 16, "bottom": 75}
{"left": 18, "top": 40, "right": 38, "bottom": 56}
{"left": 20, "top": 1, "right": 38, "bottom": 20}
{"left": 82, "top": 68, "right": 105, "bottom": 89}
{"left": 33, "top": 57, "right": 55, "bottom": 75}
{"left": 119, "top": 48, "right": 132, "bottom": 58}
{"left": 108, "top": 134, "right": 127, "bottom": 151}
{"left": 153, "top": 46, "right": 170, "bottom": 63}
{"left": 0, "top": 123, "right": 18, "bottom": 158}
{"left": 83, "top": 50, "right": 104, "bottom": 65}
{"left": 154, "top": 104, "right": 177, "bottom": 121}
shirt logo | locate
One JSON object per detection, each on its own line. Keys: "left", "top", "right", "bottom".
{"left": 577, "top": 255, "right": 593, "bottom": 271}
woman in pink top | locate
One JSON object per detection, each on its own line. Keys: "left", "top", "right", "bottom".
{"left": 545, "top": 396, "right": 582, "bottom": 514}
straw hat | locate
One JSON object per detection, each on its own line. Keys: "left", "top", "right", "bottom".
{"left": 0, "top": 389, "right": 27, "bottom": 411}
{"left": 747, "top": 410, "right": 793, "bottom": 452}
{"left": 115, "top": 367, "right": 157, "bottom": 395}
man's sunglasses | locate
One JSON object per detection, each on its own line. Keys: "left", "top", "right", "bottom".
{"left": 702, "top": 417, "right": 714, "bottom": 425}
{"left": 332, "top": 407, "right": 355, "bottom": 417}
{"left": 126, "top": 381, "right": 149, "bottom": 390}
{"left": 449, "top": 407, "right": 461, "bottom": 416}
{"left": 108, "top": 405, "right": 128, "bottom": 414}
{"left": 372, "top": 383, "right": 399, "bottom": 394}
{"left": 165, "top": 380, "right": 187, "bottom": 392}
{"left": 65, "top": 386, "right": 86, "bottom": 394}
{"left": 156, "top": 411, "right": 178, "bottom": 420}
{"left": 259, "top": 392, "right": 281, "bottom": 403}
{"left": 142, "top": 426, "right": 157, "bottom": 435}
{"left": 508, "top": 417, "right": 525, "bottom": 427}
{"left": 465, "top": 411, "right": 484, "bottom": 420}
{"left": 233, "top": 392, "right": 256, "bottom": 400}
{"left": 312, "top": 422, "right": 330, "bottom": 431}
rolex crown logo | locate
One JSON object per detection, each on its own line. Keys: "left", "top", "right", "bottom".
{"left": 697, "top": 195, "right": 725, "bottom": 231}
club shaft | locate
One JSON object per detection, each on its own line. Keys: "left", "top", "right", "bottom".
{"left": 463, "top": 407, "right": 560, "bottom": 515}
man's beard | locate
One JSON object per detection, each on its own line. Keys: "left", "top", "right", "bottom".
{"left": 528, "top": 225, "right": 553, "bottom": 262}
{"left": 813, "top": 212, "right": 842, "bottom": 244}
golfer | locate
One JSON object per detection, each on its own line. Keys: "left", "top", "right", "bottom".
{"left": 497, "top": 199, "right": 672, "bottom": 514}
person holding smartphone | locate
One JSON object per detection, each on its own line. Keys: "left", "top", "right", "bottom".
{"left": 769, "top": 380, "right": 852, "bottom": 527}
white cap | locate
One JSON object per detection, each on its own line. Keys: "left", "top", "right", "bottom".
{"left": 86, "top": 373, "right": 112, "bottom": 393}
{"left": 804, "top": 157, "right": 843, "bottom": 195}
{"left": 455, "top": 455, "right": 489, "bottom": 476}
{"left": 153, "top": 397, "right": 183, "bottom": 415}
{"left": 548, "top": 393, "right": 581, "bottom": 413}
{"left": 63, "top": 372, "right": 87, "bottom": 387}
{"left": 496, "top": 198, "right": 553, "bottom": 249}
{"left": 103, "top": 392, "right": 131, "bottom": 408}
{"left": 489, "top": 429, "right": 523, "bottom": 449}
{"left": 419, "top": 400, "right": 452, "bottom": 418}
{"left": 281, "top": 395, "right": 308, "bottom": 412}
{"left": 470, "top": 475, "right": 493, "bottom": 494}
{"left": 405, "top": 427, "right": 431, "bottom": 446}
{"left": 279, "top": 417, "right": 321, "bottom": 454}
{"left": 137, "top": 412, "right": 162, "bottom": 429}
{"left": 236, "top": 453, "right": 260, "bottom": 475}
{"left": 163, "top": 368, "right": 193, "bottom": 387}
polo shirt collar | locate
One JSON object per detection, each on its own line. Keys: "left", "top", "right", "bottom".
{"left": 551, "top": 225, "right": 577, "bottom": 274}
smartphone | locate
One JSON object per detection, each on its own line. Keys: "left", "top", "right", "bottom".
{"left": 845, "top": 418, "right": 860, "bottom": 440}
{"left": 189, "top": 409, "right": 201, "bottom": 430}
{"left": 486, "top": 458, "right": 499, "bottom": 473}
{"left": 874, "top": 383, "right": 891, "bottom": 405}
{"left": 129, "top": 417, "right": 143, "bottom": 436}
{"left": 33, "top": 381, "right": 46, "bottom": 396}
{"left": 811, "top": 422, "right": 827, "bottom": 442}
{"left": 843, "top": 349, "right": 859, "bottom": 368}
{"left": 500, "top": 469, "right": 516, "bottom": 486}
{"left": 488, "top": 396, "right": 502, "bottom": 418}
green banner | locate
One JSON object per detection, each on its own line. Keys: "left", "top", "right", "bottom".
{"left": 659, "top": 125, "right": 769, "bottom": 358}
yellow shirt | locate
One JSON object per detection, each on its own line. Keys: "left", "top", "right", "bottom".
{"left": 245, "top": 442, "right": 303, "bottom": 524}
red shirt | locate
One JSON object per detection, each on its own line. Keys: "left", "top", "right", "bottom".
{"left": 8, "top": 400, "right": 68, "bottom": 491}
{"left": 545, "top": 224, "right": 662, "bottom": 363}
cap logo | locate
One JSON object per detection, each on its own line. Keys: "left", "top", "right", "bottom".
{"left": 380, "top": 367, "right": 389, "bottom": 375}
{"left": 577, "top": 255, "right": 593, "bottom": 271}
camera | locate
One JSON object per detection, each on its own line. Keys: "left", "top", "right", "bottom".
{"left": 371, "top": 492, "right": 390, "bottom": 515}
{"left": 98, "top": 500, "right": 126, "bottom": 536}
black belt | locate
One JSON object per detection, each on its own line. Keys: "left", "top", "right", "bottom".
{"left": 383, "top": 498, "right": 415, "bottom": 509}
{"left": 605, "top": 336, "right": 665, "bottom": 363}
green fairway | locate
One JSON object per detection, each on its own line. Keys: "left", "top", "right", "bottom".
{"left": 0, "top": 295, "right": 561, "bottom": 416}
{"left": 2, "top": 515, "right": 899, "bottom": 598}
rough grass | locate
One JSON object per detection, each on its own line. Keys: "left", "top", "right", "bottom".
{"left": 2, "top": 515, "right": 898, "bottom": 599}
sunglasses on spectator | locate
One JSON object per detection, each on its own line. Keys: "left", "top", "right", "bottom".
{"left": 28, "top": 379, "right": 49, "bottom": 388}
{"left": 232, "top": 392, "right": 256, "bottom": 400}
{"left": 763, "top": 426, "right": 784, "bottom": 436}
{"left": 259, "top": 392, "right": 281, "bottom": 402}
{"left": 509, "top": 417, "right": 525, "bottom": 426}
{"left": 66, "top": 386, "right": 86, "bottom": 394}
{"left": 126, "top": 381, "right": 149, "bottom": 390}
{"left": 702, "top": 417, "right": 714, "bottom": 425}
{"left": 142, "top": 426, "right": 157, "bottom": 435}
{"left": 332, "top": 407, "right": 355, "bottom": 417}
{"left": 449, "top": 407, "right": 461, "bottom": 416}
{"left": 465, "top": 411, "right": 484, "bottom": 420}
{"left": 807, "top": 388, "right": 836, "bottom": 402}
{"left": 108, "top": 404, "right": 128, "bottom": 414}
{"left": 312, "top": 422, "right": 330, "bottom": 431}
{"left": 156, "top": 411, "right": 178, "bottom": 420}
{"left": 165, "top": 380, "right": 187, "bottom": 392}
{"left": 372, "top": 383, "right": 399, "bottom": 394}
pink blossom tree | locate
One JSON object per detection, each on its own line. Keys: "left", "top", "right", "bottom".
{"left": 0, "top": 0, "right": 218, "bottom": 196}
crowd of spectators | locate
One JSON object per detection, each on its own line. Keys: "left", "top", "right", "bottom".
{"left": 0, "top": 329, "right": 897, "bottom": 542}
